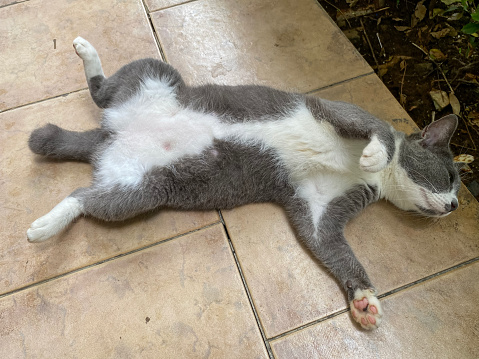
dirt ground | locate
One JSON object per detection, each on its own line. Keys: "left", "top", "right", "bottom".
{"left": 320, "top": 0, "right": 479, "bottom": 200}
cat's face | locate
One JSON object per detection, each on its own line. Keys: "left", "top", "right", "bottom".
{"left": 386, "top": 115, "right": 461, "bottom": 217}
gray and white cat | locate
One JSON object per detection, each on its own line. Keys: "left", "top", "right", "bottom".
{"left": 27, "top": 37, "right": 461, "bottom": 330}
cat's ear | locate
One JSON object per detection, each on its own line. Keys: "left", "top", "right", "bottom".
{"left": 420, "top": 114, "right": 458, "bottom": 148}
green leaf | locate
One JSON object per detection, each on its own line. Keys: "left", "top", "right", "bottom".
{"left": 433, "top": 8, "right": 445, "bottom": 17}
{"left": 441, "top": 0, "right": 460, "bottom": 5}
{"left": 471, "top": 12, "right": 479, "bottom": 22}
{"left": 462, "top": 22, "right": 479, "bottom": 34}
{"left": 442, "top": 5, "right": 462, "bottom": 15}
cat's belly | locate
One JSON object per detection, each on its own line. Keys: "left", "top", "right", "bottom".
{"left": 96, "top": 89, "right": 368, "bottom": 187}
{"left": 96, "top": 109, "right": 227, "bottom": 186}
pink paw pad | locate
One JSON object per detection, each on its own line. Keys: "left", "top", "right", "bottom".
{"left": 350, "top": 288, "right": 383, "bottom": 330}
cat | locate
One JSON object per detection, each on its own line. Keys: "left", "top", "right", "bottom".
{"left": 27, "top": 37, "right": 462, "bottom": 330}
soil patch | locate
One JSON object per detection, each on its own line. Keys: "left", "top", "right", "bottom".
{"left": 320, "top": 0, "right": 479, "bottom": 199}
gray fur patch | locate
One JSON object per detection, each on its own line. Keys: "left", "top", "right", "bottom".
{"left": 73, "top": 140, "right": 294, "bottom": 221}
{"left": 399, "top": 133, "right": 460, "bottom": 194}
{"left": 178, "top": 84, "right": 302, "bottom": 122}
{"left": 88, "top": 59, "right": 184, "bottom": 109}
{"left": 28, "top": 124, "right": 109, "bottom": 162}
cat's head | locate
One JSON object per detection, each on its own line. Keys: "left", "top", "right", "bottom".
{"left": 387, "top": 114, "right": 462, "bottom": 217}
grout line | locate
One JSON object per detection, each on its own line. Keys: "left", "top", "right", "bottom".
{"left": 148, "top": 0, "right": 200, "bottom": 12}
{"left": 377, "top": 256, "right": 479, "bottom": 299}
{"left": 0, "top": 88, "right": 88, "bottom": 115}
{"left": 267, "top": 256, "right": 479, "bottom": 342}
{"left": 304, "top": 71, "right": 375, "bottom": 95}
{"left": 218, "top": 210, "right": 275, "bottom": 359}
{"left": 140, "top": 0, "right": 168, "bottom": 63}
{"left": 0, "top": 221, "right": 221, "bottom": 300}
{"left": 0, "top": 0, "right": 29, "bottom": 9}
{"left": 268, "top": 308, "right": 350, "bottom": 343}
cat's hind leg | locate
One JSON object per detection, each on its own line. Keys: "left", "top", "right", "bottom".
{"left": 28, "top": 124, "right": 107, "bottom": 162}
{"left": 27, "top": 182, "right": 164, "bottom": 242}
{"left": 27, "top": 196, "right": 83, "bottom": 242}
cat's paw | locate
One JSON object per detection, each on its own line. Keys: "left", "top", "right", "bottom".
{"left": 28, "top": 124, "right": 62, "bottom": 156}
{"left": 350, "top": 288, "right": 383, "bottom": 330}
{"left": 27, "top": 215, "right": 60, "bottom": 243}
{"left": 73, "top": 37, "right": 97, "bottom": 61}
{"left": 360, "top": 136, "right": 389, "bottom": 173}
{"left": 27, "top": 197, "right": 83, "bottom": 243}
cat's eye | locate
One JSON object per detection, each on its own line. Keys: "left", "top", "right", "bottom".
{"left": 448, "top": 172, "right": 454, "bottom": 184}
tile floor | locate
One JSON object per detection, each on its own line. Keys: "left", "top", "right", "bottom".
{"left": 0, "top": 0, "right": 478, "bottom": 357}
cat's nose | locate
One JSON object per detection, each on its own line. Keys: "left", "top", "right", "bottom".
{"left": 445, "top": 199, "right": 458, "bottom": 212}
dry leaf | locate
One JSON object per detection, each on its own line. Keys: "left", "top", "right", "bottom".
{"left": 414, "top": 1, "right": 427, "bottom": 22}
{"left": 429, "top": 48, "right": 447, "bottom": 61}
{"left": 430, "top": 28, "right": 450, "bottom": 39}
{"left": 429, "top": 90, "right": 449, "bottom": 110}
{"left": 454, "top": 154, "right": 474, "bottom": 164}
{"left": 459, "top": 164, "right": 473, "bottom": 174}
{"left": 448, "top": 12, "right": 463, "bottom": 21}
{"left": 464, "top": 73, "right": 477, "bottom": 80}
{"left": 449, "top": 93, "right": 461, "bottom": 115}
{"left": 468, "top": 111, "right": 479, "bottom": 126}
{"left": 394, "top": 26, "right": 411, "bottom": 32}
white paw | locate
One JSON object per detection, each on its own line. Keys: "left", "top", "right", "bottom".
{"left": 350, "top": 288, "right": 383, "bottom": 330}
{"left": 27, "top": 215, "right": 61, "bottom": 242}
{"left": 73, "top": 37, "right": 97, "bottom": 61}
{"left": 73, "top": 37, "right": 104, "bottom": 79}
{"left": 360, "top": 135, "right": 389, "bottom": 172}
{"left": 27, "top": 197, "right": 83, "bottom": 243}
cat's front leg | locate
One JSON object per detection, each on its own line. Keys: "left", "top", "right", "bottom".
{"left": 307, "top": 98, "right": 396, "bottom": 173}
{"left": 73, "top": 37, "right": 105, "bottom": 80}
{"left": 359, "top": 134, "right": 390, "bottom": 173}
{"left": 285, "top": 184, "right": 383, "bottom": 329}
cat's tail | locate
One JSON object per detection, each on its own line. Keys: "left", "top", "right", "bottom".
{"left": 28, "top": 124, "right": 108, "bottom": 162}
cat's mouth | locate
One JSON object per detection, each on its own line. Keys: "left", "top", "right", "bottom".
{"left": 415, "top": 188, "right": 453, "bottom": 217}
{"left": 414, "top": 205, "right": 450, "bottom": 218}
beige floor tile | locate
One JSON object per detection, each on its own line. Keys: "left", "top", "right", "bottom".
{"left": 222, "top": 203, "right": 345, "bottom": 338}
{"left": 0, "top": 91, "right": 219, "bottom": 295}
{"left": 0, "top": 0, "right": 159, "bottom": 112}
{"left": 312, "top": 73, "right": 419, "bottom": 133}
{"left": 150, "top": 0, "right": 371, "bottom": 91}
{"left": 0, "top": 225, "right": 268, "bottom": 359}
{"left": 222, "top": 75, "right": 479, "bottom": 337}
{"left": 271, "top": 262, "right": 479, "bottom": 359}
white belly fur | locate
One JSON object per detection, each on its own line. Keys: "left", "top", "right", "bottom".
{"left": 97, "top": 78, "right": 375, "bottom": 202}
